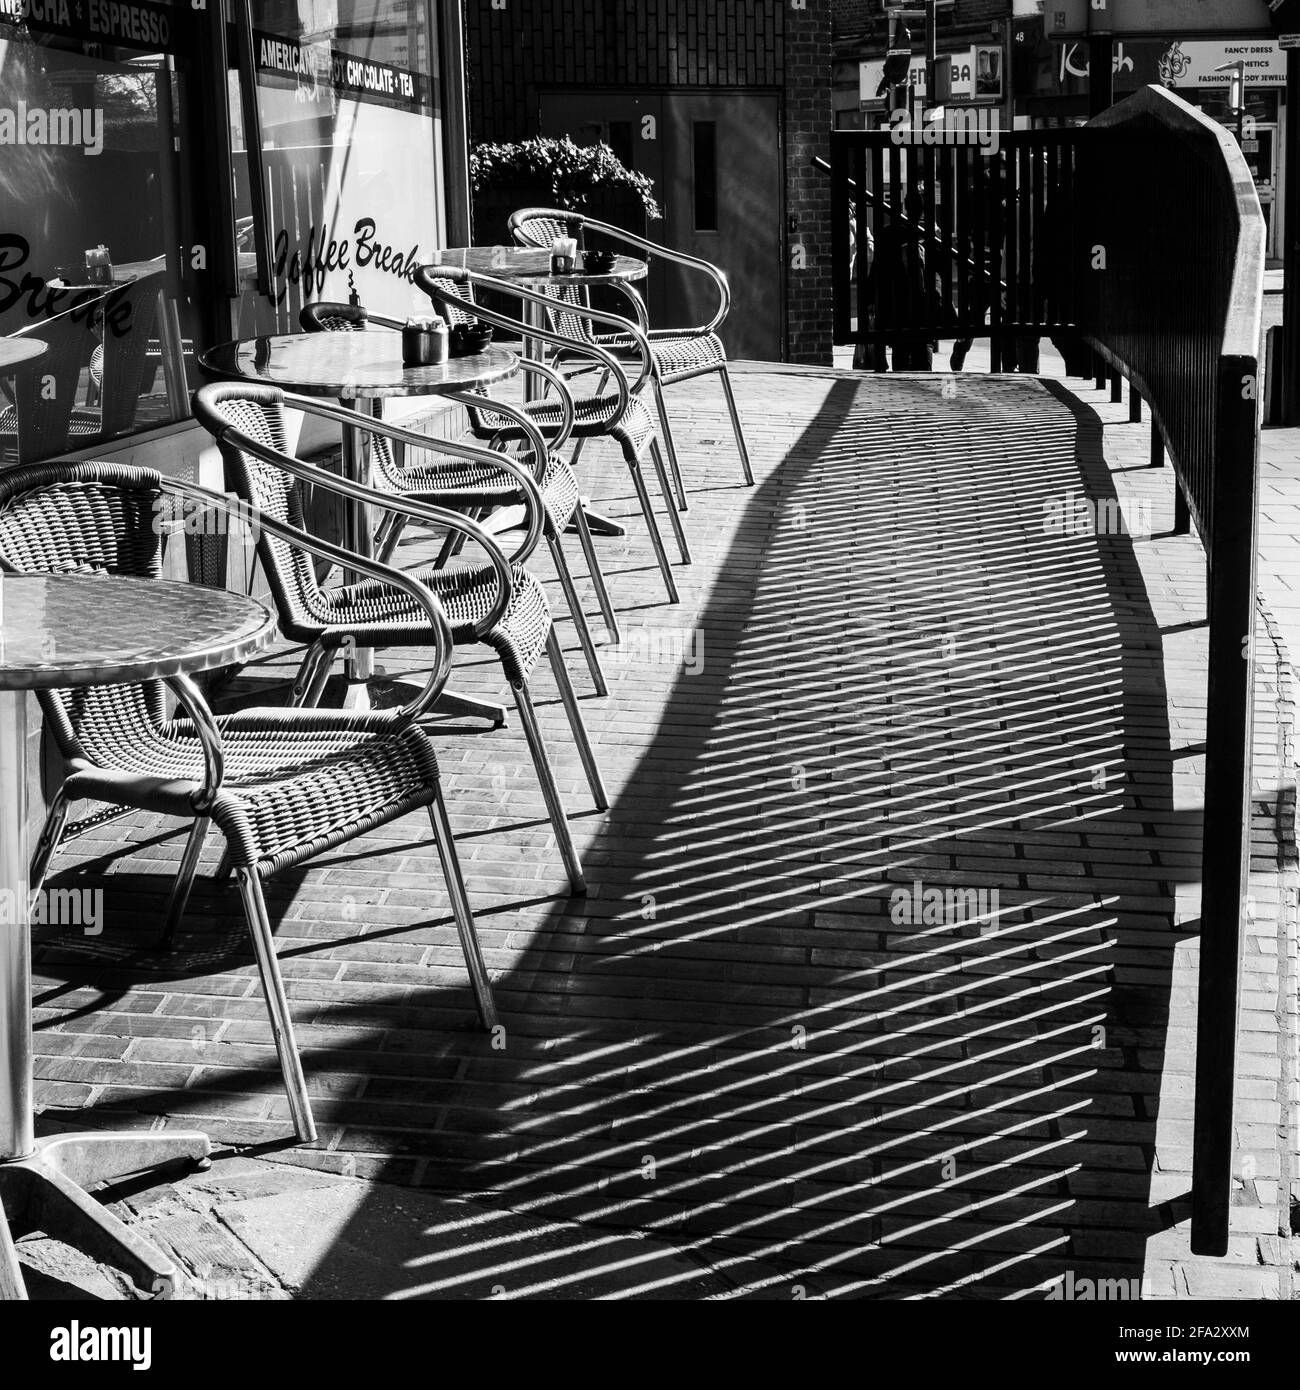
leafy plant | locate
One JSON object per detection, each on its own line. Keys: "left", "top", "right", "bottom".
{"left": 469, "top": 137, "right": 662, "bottom": 220}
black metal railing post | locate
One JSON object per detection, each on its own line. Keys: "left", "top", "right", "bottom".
{"left": 1191, "top": 352, "right": 1261, "bottom": 1255}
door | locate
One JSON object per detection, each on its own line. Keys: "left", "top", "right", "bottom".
{"left": 539, "top": 90, "right": 783, "bottom": 361}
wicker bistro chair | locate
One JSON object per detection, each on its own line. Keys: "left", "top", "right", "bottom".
{"left": 0, "top": 460, "right": 502, "bottom": 1144}
{"left": 416, "top": 264, "right": 690, "bottom": 608}
{"left": 509, "top": 208, "right": 755, "bottom": 510}
{"left": 193, "top": 382, "right": 606, "bottom": 896}
{"left": 297, "top": 300, "right": 613, "bottom": 695}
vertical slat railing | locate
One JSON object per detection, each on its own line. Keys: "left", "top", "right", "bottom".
{"left": 825, "top": 90, "right": 1264, "bottom": 1258}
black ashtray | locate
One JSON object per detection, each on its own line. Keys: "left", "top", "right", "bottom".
{"left": 582, "top": 250, "right": 616, "bottom": 274}
{"left": 450, "top": 321, "right": 493, "bottom": 356}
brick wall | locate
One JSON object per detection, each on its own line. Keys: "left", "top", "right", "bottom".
{"left": 785, "top": 2, "right": 833, "bottom": 364}
{"left": 463, "top": 1, "right": 833, "bottom": 365}
{"left": 466, "top": 1, "right": 783, "bottom": 143}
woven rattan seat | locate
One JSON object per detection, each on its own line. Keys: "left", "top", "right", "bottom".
{"left": 476, "top": 391, "right": 659, "bottom": 463}
{"left": 510, "top": 208, "right": 754, "bottom": 508}
{"left": 194, "top": 382, "right": 607, "bottom": 896}
{"left": 0, "top": 459, "right": 500, "bottom": 1146}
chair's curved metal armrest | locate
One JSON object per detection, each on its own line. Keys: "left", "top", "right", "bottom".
{"left": 282, "top": 392, "right": 546, "bottom": 567}
{"left": 418, "top": 265, "right": 646, "bottom": 405}
{"left": 161, "top": 476, "right": 457, "bottom": 723}
{"left": 365, "top": 312, "right": 406, "bottom": 330}
{"left": 545, "top": 212, "right": 732, "bottom": 335}
{"left": 515, "top": 357, "right": 575, "bottom": 448}
{"left": 486, "top": 271, "right": 655, "bottom": 398}
{"left": 163, "top": 672, "right": 226, "bottom": 811}
{"left": 221, "top": 432, "right": 518, "bottom": 644}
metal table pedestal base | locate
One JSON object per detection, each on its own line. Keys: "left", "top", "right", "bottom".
{"left": 0, "top": 1130, "right": 211, "bottom": 1300}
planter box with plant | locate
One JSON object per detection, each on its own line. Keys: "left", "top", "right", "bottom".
{"left": 469, "top": 136, "right": 662, "bottom": 246}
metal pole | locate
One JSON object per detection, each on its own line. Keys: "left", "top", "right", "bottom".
{"left": 0, "top": 690, "right": 33, "bottom": 1161}
{"left": 1088, "top": 37, "right": 1114, "bottom": 119}
{"left": 1284, "top": 50, "right": 1300, "bottom": 424}
{"left": 1237, "top": 63, "right": 1245, "bottom": 148}
{"left": 925, "top": 0, "right": 937, "bottom": 121}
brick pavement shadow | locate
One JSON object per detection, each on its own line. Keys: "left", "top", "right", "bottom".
{"left": 30, "top": 372, "right": 1199, "bottom": 1299}
{"left": 297, "top": 373, "right": 1195, "bottom": 1298}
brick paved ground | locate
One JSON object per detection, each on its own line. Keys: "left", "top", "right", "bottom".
{"left": 20, "top": 363, "right": 1297, "bottom": 1298}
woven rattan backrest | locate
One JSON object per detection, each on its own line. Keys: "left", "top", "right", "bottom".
{"left": 299, "top": 301, "right": 368, "bottom": 334}
{"left": 420, "top": 275, "right": 479, "bottom": 329}
{"left": 507, "top": 210, "right": 598, "bottom": 347}
{"left": 509, "top": 212, "right": 570, "bottom": 250}
{"left": 297, "top": 302, "right": 405, "bottom": 490}
{"left": 195, "top": 390, "right": 326, "bottom": 632}
{"left": 0, "top": 460, "right": 171, "bottom": 760}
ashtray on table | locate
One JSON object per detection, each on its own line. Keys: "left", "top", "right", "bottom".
{"left": 449, "top": 322, "right": 493, "bottom": 356}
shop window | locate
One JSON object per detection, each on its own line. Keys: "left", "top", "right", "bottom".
{"left": 231, "top": 0, "right": 447, "bottom": 334}
{"left": 0, "top": 6, "right": 198, "bottom": 464}
{"left": 692, "top": 121, "right": 718, "bottom": 233}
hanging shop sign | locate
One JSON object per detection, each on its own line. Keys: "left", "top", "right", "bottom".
{"left": 0, "top": 0, "right": 187, "bottom": 53}
{"left": 861, "top": 47, "right": 1004, "bottom": 107}
{"left": 1016, "top": 18, "right": 1287, "bottom": 95}
{"left": 254, "top": 32, "right": 431, "bottom": 113}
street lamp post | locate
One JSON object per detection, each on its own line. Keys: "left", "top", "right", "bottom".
{"left": 1214, "top": 60, "right": 1247, "bottom": 146}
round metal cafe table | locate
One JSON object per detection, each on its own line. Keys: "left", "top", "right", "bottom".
{"left": 0, "top": 572, "right": 275, "bottom": 1300}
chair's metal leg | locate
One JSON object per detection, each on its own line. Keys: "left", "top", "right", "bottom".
{"left": 546, "top": 630, "right": 608, "bottom": 810}
{"left": 511, "top": 682, "right": 587, "bottom": 895}
{"left": 566, "top": 367, "right": 610, "bottom": 472}
{"left": 424, "top": 797, "right": 498, "bottom": 1030}
{"left": 545, "top": 522, "right": 608, "bottom": 697}
{"left": 374, "top": 512, "right": 407, "bottom": 565}
{"left": 158, "top": 816, "right": 210, "bottom": 948}
{"left": 649, "top": 440, "right": 692, "bottom": 565}
{"left": 291, "top": 641, "right": 333, "bottom": 708}
{"left": 234, "top": 868, "right": 316, "bottom": 1143}
{"left": 652, "top": 376, "right": 689, "bottom": 512}
{"left": 0, "top": 1198, "right": 26, "bottom": 1299}
{"left": 718, "top": 363, "right": 755, "bottom": 486}
{"left": 433, "top": 505, "right": 483, "bottom": 571}
{"left": 29, "top": 786, "right": 72, "bottom": 898}
{"left": 570, "top": 498, "right": 620, "bottom": 643}
{"left": 627, "top": 457, "right": 680, "bottom": 604}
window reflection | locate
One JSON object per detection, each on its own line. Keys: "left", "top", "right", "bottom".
{"left": 0, "top": 11, "right": 194, "bottom": 463}
{"left": 232, "top": 0, "right": 446, "bottom": 333}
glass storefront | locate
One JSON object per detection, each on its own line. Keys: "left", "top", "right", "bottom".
{"left": 0, "top": 3, "right": 197, "bottom": 464}
{"left": 231, "top": 0, "right": 449, "bottom": 335}
{"left": 0, "top": 0, "right": 456, "bottom": 467}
